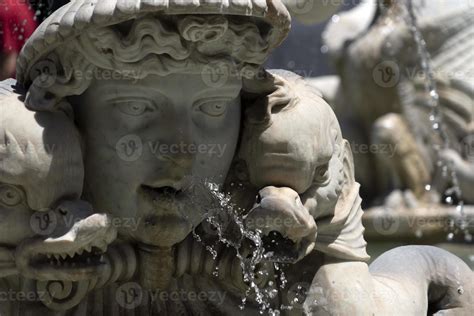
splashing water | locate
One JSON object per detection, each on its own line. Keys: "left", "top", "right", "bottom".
{"left": 188, "top": 181, "right": 291, "bottom": 315}
{"left": 404, "top": 0, "right": 468, "bottom": 240}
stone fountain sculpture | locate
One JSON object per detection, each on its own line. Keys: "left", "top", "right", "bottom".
{"left": 320, "top": 0, "right": 474, "bottom": 202}
{"left": 0, "top": 0, "right": 472, "bottom": 315}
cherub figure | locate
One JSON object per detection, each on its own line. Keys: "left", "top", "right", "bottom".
{"left": 236, "top": 70, "right": 368, "bottom": 264}
{"left": 233, "top": 71, "right": 473, "bottom": 315}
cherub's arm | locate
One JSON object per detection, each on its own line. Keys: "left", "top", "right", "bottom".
{"left": 244, "top": 186, "right": 317, "bottom": 263}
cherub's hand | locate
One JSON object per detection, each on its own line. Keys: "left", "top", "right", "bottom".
{"left": 244, "top": 186, "right": 317, "bottom": 263}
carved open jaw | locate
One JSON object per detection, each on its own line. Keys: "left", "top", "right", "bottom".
{"left": 33, "top": 242, "right": 107, "bottom": 272}
{"left": 15, "top": 213, "right": 117, "bottom": 281}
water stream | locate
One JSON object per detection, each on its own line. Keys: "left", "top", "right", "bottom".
{"left": 189, "top": 181, "right": 296, "bottom": 315}
{"left": 404, "top": 0, "right": 469, "bottom": 240}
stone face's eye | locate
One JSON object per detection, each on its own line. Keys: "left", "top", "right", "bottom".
{"left": 314, "top": 164, "right": 330, "bottom": 186}
{"left": 0, "top": 185, "right": 23, "bottom": 207}
{"left": 195, "top": 98, "right": 229, "bottom": 117}
{"left": 115, "top": 100, "right": 156, "bottom": 116}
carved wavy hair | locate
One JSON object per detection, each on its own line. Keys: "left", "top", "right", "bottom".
{"left": 26, "top": 14, "right": 273, "bottom": 111}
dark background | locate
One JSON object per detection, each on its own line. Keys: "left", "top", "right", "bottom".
{"left": 266, "top": 1, "right": 361, "bottom": 76}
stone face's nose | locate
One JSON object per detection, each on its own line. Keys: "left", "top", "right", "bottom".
{"left": 147, "top": 115, "right": 197, "bottom": 171}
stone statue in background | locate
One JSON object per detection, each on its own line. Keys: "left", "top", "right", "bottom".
{"left": 318, "top": 0, "right": 474, "bottom": 207}
{"left": 0, "top": 0, "right": 472, "bottom": 315}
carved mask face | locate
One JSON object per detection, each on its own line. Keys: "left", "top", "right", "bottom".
{"left": 0, "top": 95, "right": 116, "bottom": 281}
{"left": 74, "top": 73, "right": 242, "bottom": 247}
{"left": 0, "top": 95, "right": 83, "bottom": 245}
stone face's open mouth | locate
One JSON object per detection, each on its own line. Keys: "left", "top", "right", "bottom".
{"left": 141, "top": 185, "right": 185, "bottom": 199}
{"left": 140, "top": 185, "right": 189, "bottom": 214}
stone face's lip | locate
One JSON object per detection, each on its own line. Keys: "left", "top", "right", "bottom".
{"left": 141, "top": 185, "right": 186, "bottom": 201}
{"left": 140, "top": 184, "right": 190, "bottom": 217}
{"left": 16, "top": 0, "right": 291, "bottom": 85}
{"left": 142, "top": 178, "right": 188, "bottom": 192}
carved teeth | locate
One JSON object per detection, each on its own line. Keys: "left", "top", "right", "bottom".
{"left": 60, "top": 253, "right": 68, "bottom": 260}
{"left": 85, "top": 245, "right": 92, "bottom": 252}
{"left": 78, "top": 249, "right": 84, "bottom": 255}
{"left": 46, "top": 254, "right": 52, "bottom": 259}
{"left": 53, "top": 254, "right": 61, "bottom": 260}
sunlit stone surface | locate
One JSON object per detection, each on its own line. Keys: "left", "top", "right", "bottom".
{"left": 0, "top": 0, "right": 472, "bottom": 315}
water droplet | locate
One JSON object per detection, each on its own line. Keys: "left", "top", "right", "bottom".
{"left": 457, "top": 287, "right": 464, "bottom": 295}
{"left": 430, "top": 90, "right": 439, "bottom": 101}
{"left": 331, "top": 15, "right": 340, "bottom": 23}
{"left": 425, "top": 184, "right": 431, "bottom": 191}
{"left": 445, "top": 196, "right": 453, "bottom": 204}
{"left": 320, "top": 45, "right": 329, "bottom": 54}
{"left": 447, "top": 232, "right": 454, "bottom": 241}
{"left": 415, "top": 230, "right": 423, "bottom": 238}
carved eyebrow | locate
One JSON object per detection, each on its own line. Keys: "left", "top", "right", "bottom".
{"left": 103, "top": 91, "right": 169, "bottom": 105}
{"left": 193, "top": 86, "right": 242, "bottom": 100}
